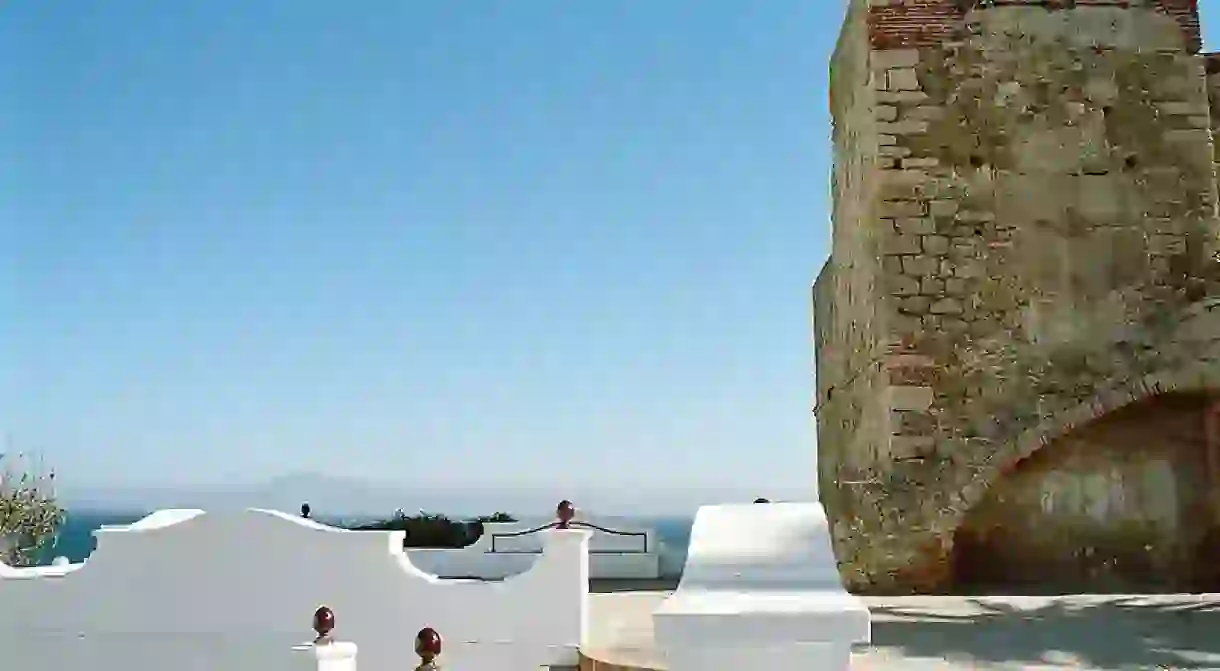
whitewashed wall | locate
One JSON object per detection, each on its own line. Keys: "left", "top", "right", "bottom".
{"left": 0, "top": 509, "right": 590, "bottom": 671}
{"left": 292, "top": 640, "right": 357, "bottom": 671}
{"left": 408, "top": 516, "right": 659, "bottom": 580}
{"left": 653, "top": 502, "right": 871, "bottom": 671}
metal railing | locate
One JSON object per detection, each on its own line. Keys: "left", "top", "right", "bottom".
{"left": 487, "top": 499, "right": 650, "bottom": 554}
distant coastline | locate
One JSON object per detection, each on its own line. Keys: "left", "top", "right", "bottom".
{"left": 36, "top": 509, "right": 695, "bottom": 577}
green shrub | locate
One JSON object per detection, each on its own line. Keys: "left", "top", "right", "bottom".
{"left": 351, "top": 510, "right": 517, "bottom": 549}
{"left": 0, "top": 453, "right": 65, "bottom": 567}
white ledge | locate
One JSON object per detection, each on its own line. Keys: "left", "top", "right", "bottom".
{"left": 652, "top": 502, "right": 870, "bottom": 660}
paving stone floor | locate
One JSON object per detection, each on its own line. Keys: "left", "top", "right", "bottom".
{"left": 586, "top": 590, "right": 1220, "bottom": 670}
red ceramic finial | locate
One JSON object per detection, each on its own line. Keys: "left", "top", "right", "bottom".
{"left": 415, "top": 627, "right": 443, "bottom": 666}
{"left": 312, "top": 606, "right": 335, "bottom": 644}
{"left": 556, "top": 499, "right": 575, "bottom": 529}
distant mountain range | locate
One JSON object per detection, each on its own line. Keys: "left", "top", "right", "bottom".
{"left": 59, "top": 473, "right": 814, "bottom": 518}
{"left": 63, "top": 473, "right": 433, "bottom": 517}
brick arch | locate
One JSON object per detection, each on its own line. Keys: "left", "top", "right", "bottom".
{"left": 934, "top": 300, "right": 1220, "bottom": 543}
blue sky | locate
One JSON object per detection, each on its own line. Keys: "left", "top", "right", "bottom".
{"left": 1, "top": 3, "right": 1217, "bottom": 499}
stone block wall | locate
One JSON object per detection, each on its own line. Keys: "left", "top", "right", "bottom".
{"left": 817, "top": 0, "right": 1220, "bottom": 592}
{"left": 1209, "top": 53, "right": 1220, "bottom": 196}
{"left": 818, "top": 0, "right": 892, "bottom": 521}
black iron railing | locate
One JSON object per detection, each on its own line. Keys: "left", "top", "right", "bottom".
{"left": 486, "top": 500, "right": 649, "bottom": 554}
{"left": 488, "top": 520, "right": 649, "bottom": 554}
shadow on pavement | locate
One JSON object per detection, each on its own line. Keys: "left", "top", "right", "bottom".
{"left": 869, "top": 596, "right": 1220, "bottom": 669}
{"left": 590, "top": 578, "right": 679, "bottom": 593}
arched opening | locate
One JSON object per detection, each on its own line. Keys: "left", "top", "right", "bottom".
{"left": 952, "top": 391, "right": 1220, "bottom": 593}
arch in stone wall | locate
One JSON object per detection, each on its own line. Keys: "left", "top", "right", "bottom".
{"left": 935, "top": 298, "right": 1220, "bottom": 543}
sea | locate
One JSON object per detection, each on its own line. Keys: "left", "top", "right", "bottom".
{"left": 38, "top": 510, "right": 696, "bottom": 577}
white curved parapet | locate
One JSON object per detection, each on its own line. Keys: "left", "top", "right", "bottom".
{"left": 407, "top": 514, "right": 660, "bottom": 580}
{"left": 652, "top": 502, "right": 870, "bottom": 671}
{"left": 0, "top": 508, "right": 591, "bottom": 671}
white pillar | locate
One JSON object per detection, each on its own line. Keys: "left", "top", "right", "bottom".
{"left": 294, "top": 641, "right": 358, "bottom": 671}
{"left": 533, "top": 528, "right": 591, "bottom": 667}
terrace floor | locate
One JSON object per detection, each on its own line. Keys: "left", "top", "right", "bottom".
{"left": 583, "top": 585, "right": 1220, "bottom": 670}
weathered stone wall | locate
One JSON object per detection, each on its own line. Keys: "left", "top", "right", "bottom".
{"left": 812, "top": 262, "right": 837, "bottom": 500}
{"left": 817, "top": 0, "right": 1220, "bottom": 592}
{"left": 867, "top": 0, "right": 1202, "bottom": 53}
{"left": 956, "top": 392, "right": 1214, "bottom": 591}
{"left": 1209, "top": 53, "right": 1220, "bottom": 197}
{"left": 817, "top": 0, "right": 893, "bottom": 526}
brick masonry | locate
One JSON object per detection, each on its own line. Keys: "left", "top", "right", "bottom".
{"left": 868, "top": 0, "right": 1201, "bottom": 53}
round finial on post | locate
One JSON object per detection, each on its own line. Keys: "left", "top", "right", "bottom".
{"left": 556, "top": 499, "right": 575, "bottom": 529}
{"left": 415, "top": 627, "right": 443, "bottom": 670}
{"left": 301, "top": 503, "right": 312, "bottom": 519}
{"left": 312, "top": 606, "right": 335, "bottom": 645}
{"left": 753, "top": 497, "right": 770, "bottom": 504}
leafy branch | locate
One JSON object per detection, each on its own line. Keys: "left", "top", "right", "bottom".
{"left": 0, "top": 453, "right": 65, "bottom": 567}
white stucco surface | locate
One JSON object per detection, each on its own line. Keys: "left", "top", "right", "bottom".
{"left": 652, "top": 502, "right": 870, "bottom": 671}
{"left": 408, "top": 515, "right": 660, "bottom": 580}
{"left": 0, "top": 508, "right": 591, "bottom": 671}
{"left": 293, "top": 641, "right": 357, "bottom": 671}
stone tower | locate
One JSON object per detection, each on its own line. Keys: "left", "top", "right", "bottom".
{"left": 816, "top": 0, "right": 1220, "bottom": 592}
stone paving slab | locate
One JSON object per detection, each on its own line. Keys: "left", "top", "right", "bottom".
{"left": 586, "top": 591, "right": 1220, "bottom": 670}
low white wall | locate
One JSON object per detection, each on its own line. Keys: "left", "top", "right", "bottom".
{"left": 652, "top": 502, "right": 871, "bottom": 671}
{"left": 408, "top": 516, "right": 659, "bottom": 580}
{"left": 293, "top": 641, "right": 357, "bottom": 671}
{"left": 0, "top": 508, "right": 590, "bottom": 671}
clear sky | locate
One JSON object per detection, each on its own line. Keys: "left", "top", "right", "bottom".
{"left": 1, "top": 3, "right": 1216, "bottom": 498}
{"left": 0, "top": 2, "right": 837, "bottom": 497}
